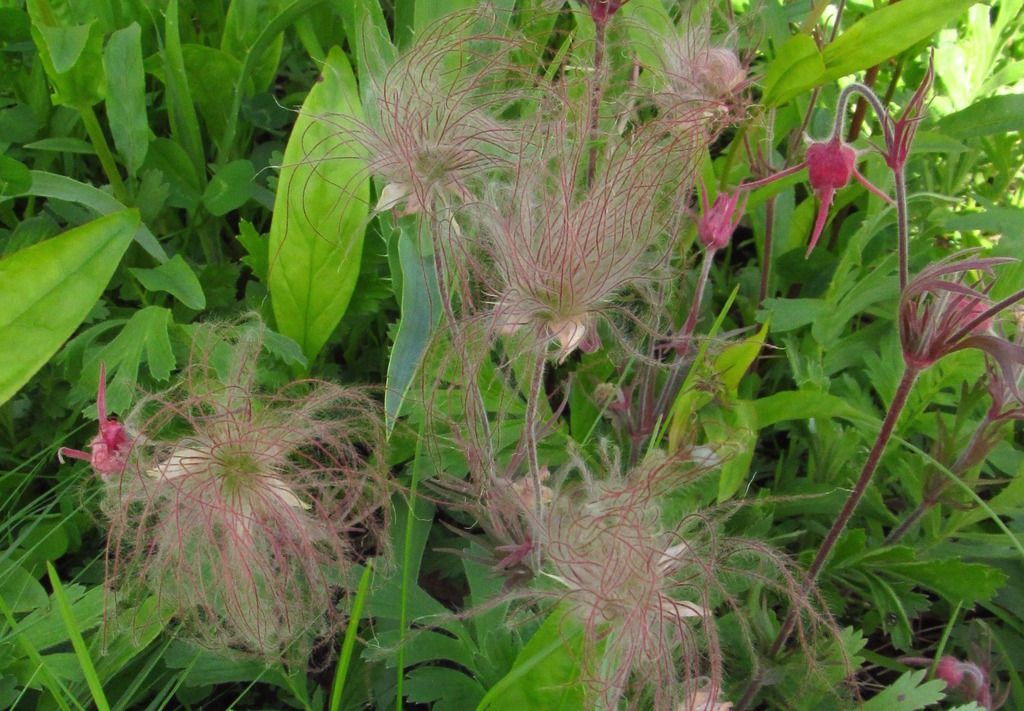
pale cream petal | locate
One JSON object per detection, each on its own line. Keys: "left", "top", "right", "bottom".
{"left": 265, "top": 477, "right": 311, "bottom": 510}
{"left": 146, "top": 447, "right": 210, "bottom": 480}
{"left": 375, "top": 182, "right": 411, "bottom": 212}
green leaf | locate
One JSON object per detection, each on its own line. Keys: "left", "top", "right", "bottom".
{"left": 221, "top": 0, "right": 286, "bottom": 92}
{"left": 36, "top": 22, "right": 91, "bottom": 73}
{"left": 763, "top": 34, "right": 824, "bottom": 106}
{"left": 882, "top": 559, "right": 1007, "bottom": 606}
{"left": 0, "top": 155, "right": 32, "bottom": 196}
{"left": 385, "top": 219, "right": 442, "bottom": 433}
{"left": 162, "top": 0, "right": 205, "bottom": 183}
{"left": 481, "top": 608, "right": 585, "bottom": 711}
{"left": 26, "top": 2, "right": 106, "bottom": 108}
{"left": 269, "top": 46, "right": 369, "bottom": 365}
{"left": 862, "top": 670, "right": 946, "bottom": 711}
{"left": 406, "top": 668, "right": 486, "bottom": 711}
{"left": 236, "top": 219, "right": 269, "bottom": 281}
{"left": 12, "top": 170, "right": 166, "bottom": 262}
{"left": 201, "top": 159, "right": 254, "bottom": 216}
{"left": 0, "top": 560, "right": 48, "bottom": 614}
{"left": 181, "top": 44, "right": 249, "bottom": 155}
{"left": 103, "top": 23, "right": 149, "bottom": 175}
{"left": 0, "top": 210, "right": 139, "bottom": 407}
{"left": 129, "top": 254, "right": 206, "bottom": 310}
{"left": 751, "top": 389, "right": 868, "bottom": 429}
{"left": 84, "top": 306, "right": 176, "bottom": 412}
{"left": 758, "top": 298, "right": 826, "bottom": 332}
{"left": 822, "top": 0, "right": 976, "bottom": 83}
{"left": 938, "top": 94, "right": 1024, "bottom": 138}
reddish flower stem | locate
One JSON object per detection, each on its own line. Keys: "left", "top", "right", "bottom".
{"left": 586, "top": 22, "right": 607, "bottom": 189}
{"left": 735, "top": 364, "right": 920, "bottom": 711}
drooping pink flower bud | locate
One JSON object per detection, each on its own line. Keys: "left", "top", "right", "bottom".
{"left": 804, "top": 137, "right": 892, "bottom": 256}
{"left": 58, "top": 363, "right": 131, "bottom": 478}
{"left": 698, "top": 189, "right": 747, "bottom": 252}
{"left": 583, "top": 0, "right": 629, "bottom": 27}
{"left": 805, "top": 138, "right": 856, "bottom": 255}
{"left": 934, "top": 656, "right": 966, "bottom": 688}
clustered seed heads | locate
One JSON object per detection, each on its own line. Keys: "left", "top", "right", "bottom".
{"left": 95, "top": 321, "right": 388, "bottom": 663}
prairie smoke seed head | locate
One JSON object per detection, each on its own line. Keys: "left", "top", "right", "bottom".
{"left": 105, "top": 321, "right": 388, "bottom": 664}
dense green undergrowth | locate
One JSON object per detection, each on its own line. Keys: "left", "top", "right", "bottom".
{"left": 1, "top": 1, "right": 1023, "bottom": 709}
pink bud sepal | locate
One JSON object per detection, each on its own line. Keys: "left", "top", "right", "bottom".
{"left": 58, "top": 363, "right": 131, "bottom": 478}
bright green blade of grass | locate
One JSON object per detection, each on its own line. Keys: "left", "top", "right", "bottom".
{"left": 329, "top": 560, "right": 374, "bottom": 711}
{"left": 46, "top": 562, "right": 111, "bottom": 711}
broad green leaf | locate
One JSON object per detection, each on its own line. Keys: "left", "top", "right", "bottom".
{"left": 201, "top": 159, "right": 254, "bottom": 216}
{"left": 0, "top": 561, "right": 48, "bottom": 614}
{"left": 23, "top": 137, "right": 95, "bottom": 154}
{"left": 103, "top": 23, "right": 149, "bottom": 175}
{"left": 0, "top": 155, "right": 31, "bottom": 196}
{"left": 129, "top": 254, "right": 206, "bottom": 310}
{"left": 481, "top": 608, "right": 585, "bottom": 711}
{"left": 83, "top": 306, "right": 176, "bottom": 412}
{"left": 758, "top": 297, "right": 826, "bottom": 332}
{"left": 822, "top": 0, "right": 976, "bottom": 83}
{"left": 15, "top": 584, "right": 104, "bottom": 651}
{"left": 12, "top": 170, "right": 166, "bottom": 262}
{"left": 751, "top": 390, "right": 869, "bottom": 429}
{"left": 142, "top": 139, "right": 201, "bottom": 214}
{"left": 938, "top": 94, "right": 1024, "bottom": 138}
{"left": 26, "top": 1, "right": 106, "bottom": 108}
{"left": 269, "top": 45, "right": 368, "bottom": 366}
{"left": 336, "top": 0, "right": 395, "bottom": 92}
{"left": 162, "top": 0, "right": 205, "bottom": 183}
{"left": 714, "top": 400, "right": 758, "bottom": 503}
{"left": 862, "top": 670, "right": 945, "bottom": 711}
{"left": 221, "top": 0, "right": 286, "bottom": 92}
{"left": 716, "top": 321, "right": 769, "bottom": 397}
{"left": 385, "top": 219, "right": 442, "bottom": 433}
{"left": 181, "top": 44, "right": 249, "bottom": 154}
{"left": 763, "top": 34, "right": 824, "bottom": 106}
{"left": 0, "top": 210, "right": 139, "bottom": 407}
{"left": 882, "top": 559, "right": 1007, "bottom": 606}
{"left": 407, "top": 668, "right": 486, "bottom": 711}
{"left": 414, "top": 0, "right": 479, "bottom": 36}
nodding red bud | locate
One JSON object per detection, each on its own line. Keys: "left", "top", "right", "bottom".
{"left": 58, "top": 363, "right": 131, "bottom": 478}
{"left": 935, "top": 656, "right": 966, "bottom": 688}
{"left": 584, "top": 0, "right": 629, "bottom": 26}
{"left": 805, "top": 138, "right": 856, "bottom": 256}
{"left": 806, "top": 138, "right": 856, "bottom": 193}
{"left": 698, "top": 189, "right": 747, "bottom": 251}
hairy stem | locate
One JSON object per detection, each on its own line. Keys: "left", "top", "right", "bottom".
{"left": 894, "top": 166, "right": 910, "bottom": 291}
{"left": 758, "top": 197, "right": 776, "bottom": 305}
{"left": 735, "top": 365, "right": 919, "bottom": 710}
{"left": 586, "top": 22, "right": 607, "bottom": 189}
{"left": 524, "top": 351, "right": 547, "bottom": 560}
